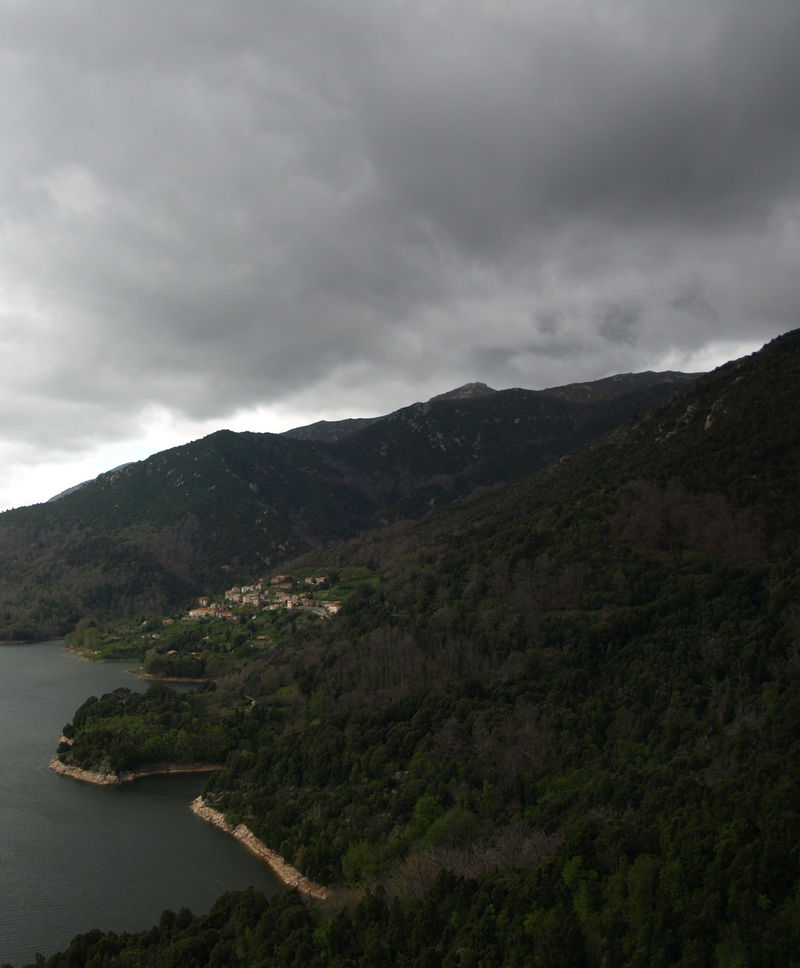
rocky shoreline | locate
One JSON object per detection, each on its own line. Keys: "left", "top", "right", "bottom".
{"left": 49, "top": 759, "right": 222, "bottom": 785}
{"left": 190, "top": 796, "right": 329, "bottom": 901}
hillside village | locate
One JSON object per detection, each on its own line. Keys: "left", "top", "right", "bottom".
{"left": 65, "top": 570, "right": 353, "bottom": 675}
{"left": 186, "top": 574, "right": 342, "bottom": 621}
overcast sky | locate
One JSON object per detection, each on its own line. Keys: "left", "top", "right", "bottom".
{"left": 1, "top": 0, "right": 798, "bottom": 511}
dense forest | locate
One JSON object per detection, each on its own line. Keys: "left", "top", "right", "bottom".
{"left": 26, "top": 331, "right": 800, "bottom": 966}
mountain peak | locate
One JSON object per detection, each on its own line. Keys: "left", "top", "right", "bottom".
{"left": 428, "top": 382, "right": 496, "bottom": 403}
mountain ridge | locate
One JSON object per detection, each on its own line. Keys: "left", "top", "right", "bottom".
{"left": 0, "top": 369, "right": 696, "bottom": 640}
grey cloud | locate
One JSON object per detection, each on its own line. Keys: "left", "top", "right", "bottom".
{"left": 598, "top": 302, "right": 643, "bottom": 347}
{"left": 355, "top": 2, "right": 800, "bottom": 251}
{"left": 670, "top": 280, "right": 719, "bottom": 323}
{"left": 536, "top": 311, "right": 563, "bottom": 337}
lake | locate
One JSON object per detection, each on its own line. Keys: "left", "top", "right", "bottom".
{"left": 0, "top": 641, "right": 281, "bottom": 967}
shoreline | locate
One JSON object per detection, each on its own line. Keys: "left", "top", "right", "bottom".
{"left": 49, "top": 762, "right": 329, "bottom": 900}
{"left": 65, "top": 644, "right": 211, "bottom": 683}
{"left": 49, "top": 759, "right": 222, "bottom": 785}
{"left": 190, "top": 796, "right": 329, "bottom": 901}
{"left": 134, "top": 671, "right": 211, "bottom": 684}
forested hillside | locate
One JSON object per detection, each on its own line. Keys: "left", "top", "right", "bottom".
{"left": 43, "top": 331, "right": 800, "bottom": 967}
{"left": 0, "top": 372, "right": 690, "bottom": 642}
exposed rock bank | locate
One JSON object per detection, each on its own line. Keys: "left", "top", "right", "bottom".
{"left": 49, "top": 759, "right": 121, "bottom": 785}
{"left": 49, "top": 759, "right": 221, "bottom": 785}
{"left": 190, "top": 796, "right": 328, "bottom": 901}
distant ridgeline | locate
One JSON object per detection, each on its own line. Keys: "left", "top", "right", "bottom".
{"left": 0, "top": 370, "right": 694, "bottom": 641}
{"left": 45, "top": 331, "right": 800, "bottom": 966}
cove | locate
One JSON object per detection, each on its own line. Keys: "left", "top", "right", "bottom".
{"left": 0, "top": 641, "right": 281, "bottom": 967}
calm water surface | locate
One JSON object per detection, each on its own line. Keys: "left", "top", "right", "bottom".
{"left": 0, "top": 641, "right": 281, "bottom": 967}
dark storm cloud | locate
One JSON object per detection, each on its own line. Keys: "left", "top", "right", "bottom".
{"left": 356, "top": 2, "right": 800, "bottom": 246}
{"left": 598, "top": 302, "right": 642, "bottom": 347}
{"left": 0, "top": 0, "right": 798, "bottom": 507}
{"left": 670, "top": 280, "right": 719, "bottom": 324}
